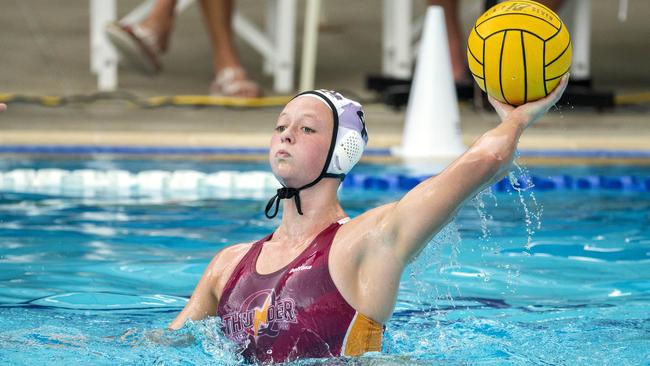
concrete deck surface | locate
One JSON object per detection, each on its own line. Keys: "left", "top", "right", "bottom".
{"left": 0, "top": 0, "right": 648, "bottom": 163}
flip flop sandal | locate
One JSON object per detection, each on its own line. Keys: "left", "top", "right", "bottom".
{"left": 105, "top": 22, "right": 162, "bottom": 74}
{"left": 209, "top": 67, "right": 261, "bottom": 98}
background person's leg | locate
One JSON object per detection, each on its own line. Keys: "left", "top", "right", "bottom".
{"left": 427, "top": 0, "right": 468, "bottom": 84}
{"left": 105, "top": 0, "right": 177, "bottom": 74}
{"left": 539, "top": 0, "right": 565, "bottom": 12}
{"left": 199, "top": 0, "right": 260, "bottom": 97}
{"left": 427, "top": 0, "right": 565, "bottom": 84}
{"left": 139, "top": 0, "right": 178, "bottom": 53}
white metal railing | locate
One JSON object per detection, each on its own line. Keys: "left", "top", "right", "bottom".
{"left": 89, "top": 0, "right": 297, "bottom": 93}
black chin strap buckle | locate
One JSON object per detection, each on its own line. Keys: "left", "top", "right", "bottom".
{"left": 264, "top": 187, "right": 304, "bottom": 219}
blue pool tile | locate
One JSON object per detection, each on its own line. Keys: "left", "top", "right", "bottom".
{"left": 576, "top": 176, "right": 600, "bottom": 189}
{"left": 364, "top": 177, "right": 390, "bottom": 190}
{"left": 398, "top": 175, "right": 420, "bottom": 190}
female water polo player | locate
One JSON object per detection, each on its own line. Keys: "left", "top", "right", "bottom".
{"left": 170, "top": 78, "right": 568, "bottom": 363}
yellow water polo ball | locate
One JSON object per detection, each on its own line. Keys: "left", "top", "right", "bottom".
{"left": 467, "top": 0, "right": 572, "bottom": 105}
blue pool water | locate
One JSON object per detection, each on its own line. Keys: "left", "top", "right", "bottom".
{"left": 0, "top": 159, "right": 649, "bottom": 365}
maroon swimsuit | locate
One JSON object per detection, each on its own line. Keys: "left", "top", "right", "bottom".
{"left": 216, "top": 221, "right": 383, "bottom": 363}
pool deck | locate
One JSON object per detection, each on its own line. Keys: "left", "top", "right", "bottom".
{"left": 1, "top": 1, "right": 648, "bottom": 165}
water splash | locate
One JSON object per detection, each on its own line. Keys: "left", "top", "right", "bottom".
{"left": 119, "top": 318, "right": 245, "bottom": 365}
{"left": 509, "top": 160, "right": 544, "bottom": 250}
{"left": 486, "top": 159, "right": 544, "bottom": 294}
{"left": 409, "top": 222, "right": 463, "bottom": 300}
{"left": 551, "top": 99, "right": 573, "bottom": 119}
{"left": 472, "top": 188, "right": 499, "bottom": 284}
{"left": 405, "top": 221, "right": 464, "bottom": 354}
{"left": 184, "top": 318, "right": 245, "bottom": 363}
{"left": 473, "top": 188, "right": 497, "bottom": 242}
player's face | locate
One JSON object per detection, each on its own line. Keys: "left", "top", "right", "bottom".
{"left": 269, "top": 97, "right": 333, "bottom": 187}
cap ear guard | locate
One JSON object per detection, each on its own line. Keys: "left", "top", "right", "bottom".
{"left": 327, "top": 128, "right": 365, "bottom": 175}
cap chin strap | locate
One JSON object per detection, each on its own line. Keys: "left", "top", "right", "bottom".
{"left": 264, "top": 91, "right": 342, "bottom": 219}
{"left": 264, "top": 187, "right": 301, "bottom": 219}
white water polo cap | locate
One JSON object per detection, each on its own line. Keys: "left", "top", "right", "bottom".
{"left": 264, "top": 89, "right": 368, "bottom": 219}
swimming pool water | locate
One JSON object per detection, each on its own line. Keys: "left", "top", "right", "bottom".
{"left": 1, "top": 159, "right": 649, "bottom": 365}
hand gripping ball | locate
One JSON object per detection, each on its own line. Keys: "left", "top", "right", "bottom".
{"left": 467, "top": 0, "right": 572, "bottom": 105}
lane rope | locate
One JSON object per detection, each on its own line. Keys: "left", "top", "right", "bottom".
{"left": 1, "top": 169, "right": 648, "bottom": 199}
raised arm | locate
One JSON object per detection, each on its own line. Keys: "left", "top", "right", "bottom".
{"left": 381, "top": 75, "right": 569, "bottom": 264}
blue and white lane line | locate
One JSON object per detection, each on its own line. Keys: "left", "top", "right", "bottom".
{"left": 1, "top": 169, "right": 649, "bottom": 198}
{"left": 1, "top": 145, "right": 649, "bottom": 159}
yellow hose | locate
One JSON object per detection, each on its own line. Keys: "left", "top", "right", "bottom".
{"left": 0, "top": 92, "right": 292, "bottom": 108}
{"left": 614, "top": 92, "right": 650, "bottom": 106}
{"left": 2, "top": 91, "right": 649, "bottom": 108}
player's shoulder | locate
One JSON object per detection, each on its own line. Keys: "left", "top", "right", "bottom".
{"left": 210, "top": 241, "right": 257, "bottom": 298}
{"left": 213, "top": 242, "right": 255, "bottom": 267}
{"left": 333, "top": 204, "right": 397, "bottom": 258}
{"left": 337, "top": 203, "right": 397, "bottom": 241}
